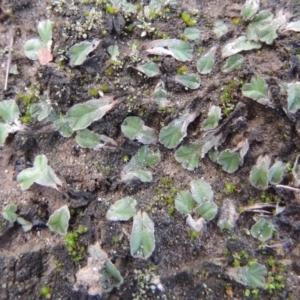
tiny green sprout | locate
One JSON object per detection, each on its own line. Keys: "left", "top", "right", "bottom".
{"left": 126, "top": 24, "right": 134, "bottom": 32}
{"left": 76, "top": 225, "right": 88, "bottom": 234}
{"left": 106, "top": 4, "right": 118, "bottom": 14}
{"left": 113, "top": 236, "right": 119, "bottom": 244}
{"left": 89, "top": 88, "right": 98, "bottom": 97}
{"left": 285, "top": 161, "right": 293, "bottom": 172}
{"left": 100, "top": 85, "right": 109, "bottom": 93}
{"left": 224, "top": 182, "right": 236, "bottom": 194}
{"left": 41, "top": 286, "right": 51, "bottom": 298}
{"left": 21, "top": 110, "right": 32, "bottom": 124}
{"left": 233, "top": 259, "right": 240, "bottom": 267}
{"left": 245, "top": 289, "right": 251, "bottom": 297}
{"left": 181, "top": 12, "right": 197, "bottom": 27}
{"left": 189, "top": 230, "right": 199, "bottom": 240}
{"left": 176, "top": 65, "right": 188, "bottom": 75}
{"left": 123, "top": 155, "right": 129, "bottom": 162}
{"left": 232, "top": 18, "right": 240, "bottom": 25}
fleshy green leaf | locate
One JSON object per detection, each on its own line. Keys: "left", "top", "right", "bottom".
{"left": 121, "top": 146, "right": 160, "bottom": 182}
{"left": 16, "top": 217, "right": 33, "bottom": 232}
{"left": 17, "top": 154, "right": 62, "bottom": 190}
{"left": 174, "top": 144, "right": 202, "bottom": 171}
{"left": 227, "top": 262, "right": 267, "bottom": 288}
{"left": 75, "top": 129, "right": 101, "bottom": 148}
{"left": 64, "top": 97, "right": 118, "bottom": 131}
{"left": 202, "top": 105, "right": 221, "bottom": 131}
{"left": 68, "top": 39, "right": 100, "bottom": 66}
{"left": 217, "top": 150, "right": 241, "bottom": 173}
{"left": 268, "top": 161, "right": 285, "bottom": 184}
{"left": 247, "top": 10, "right": 274, "bottom": 41}
{"left": 222, "top": 36, "right": 261, "bottom": 58}
{"left": 221, "top": 54, "right": 244, "bottom": 73}
{"left": 54, "top": 117, "right": 74, "bottom": 138}
{"left": 250, "top": 218, "right": 274, "bottom": 242}
{"left": 190, "top": 179, "right": 214, "bottom": 204}
{"left": 30, "top": 93, "right": 52, "bottom": 121}
{"left": 107, "top": 45, "right": 119, "bottom": 60}
{"left": 287, "top": 82, "right": 300, "bottom": 113}
{"left": 2, "top": 204, "right": 18, "bottom": 222}
{"left": 0, "top": 99, "right": 20, "bottom": 122}
{"left": 130, "top": 211, "right": 155, "bottom": 259}
{"left": 249, "top": 155, "right": 270, "bottom": 190}
{"left": 194, "top": 202, "right": 218, "bottom": 221}
{"left": 101, "top": 259, "right": 124, "bottom": 292}
{"left": 175, "top": 74, "right": 201, "bottom": 89}
{"left": 208, "top": 148, "right": 219, "bottom": 162}
{"left": 106, "top": 197, "right": 137, "bottom": 221}
{"left": 37, "top": 20, "right": 53, "bottom": 45}
{"left": 175, "top": 191, "right": 196, "bottom": 214}
{"left": 285, "top": 20, "right": 300, "bottom": 32}
{"left": 241, "top": 0, "right": 260, "bottom": 21}
{"left": 196, "top": 46, "right": 217, "bottom": 74}
{"left": 242, "top": 76, "right": 269, "bottom": 105}
{"left": 183, "top": 27, "right": 200, "bottom": 40}
{"left": 159, "top": 112, "right": 198, "bottom": 149}
{"left": 0, "top": 123, "right": 11, "bottom": 146}
{"left": 121, "top": 116, "right": 157, "bottom": 144}
{"left": 46, "top": 205, "right": 70, "bottom": 235}
{"left": 213, "top": 20, "right": 228, "bottom": 38}
{"left": 168, "top": 40, "right": 193, "bottom": 61}
{"left": 24, "top": 38, "right": 43, "bottom": 60}
{"left": 258, "top": 23, "right": 277, "bottom": 45}
{"left": 153, "top": 86, "right": 169, "bottom": 108}
{"left": 136, "top": 62, "right": 160, "bottom": 77}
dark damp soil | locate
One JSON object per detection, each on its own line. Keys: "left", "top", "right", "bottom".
{"left": 1, "top": 0, "right": 300, "bottom": 299}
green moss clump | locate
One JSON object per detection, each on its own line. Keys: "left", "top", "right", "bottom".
{"left": 106, "top": 4, "right": 118, "bottom": 14}
{"left": 181, "top": 12, "right": 197, "bottom": 26}
{"left": 89, "top": 88, "right": 99, "bottom": 97}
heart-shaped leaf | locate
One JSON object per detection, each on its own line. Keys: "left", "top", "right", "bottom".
{"left": 249, "top": 155, "right": 270, "bottom": 190}
{"left": 174, "top": 144, "right": 202, "bottom": 171}
{"left": 194, "top": 202, "right": 218, "bottom": 221}
{"left": 159, "top": 112, "right": 198, "bottom": 149}
{"left": 47, "top": 205, "right": 70, "bottom": 235}
{"left": 190, "top": 179, "right": 214, "bottom": 204}
{"left": 153, "top": 86, "right": 169, "bottom": 108}
{"left": 17, "top": 154, "right": 62, "bottom": 190}
{"left": 175, "top": 191, "right": 196, "bottom": 214}
{"left": 107, "top": 45, "right": 119, "bottom": 60}
{"left": 268, "top": 161, "right": 285, "bottom": 184}
{"left": 136, "top": 62, "right": 160, "bottom": 77}
{"left": 37, "top": 20, "right": 53, "bottom": 45}
{"left": 197, "top": 46, "right": 217, "bottom": 74}
{"left": 121, "top": 116, "right": 157, "bottom": 144}
{"left": 227, "top": 262, "right": 267, "bottom": 288}
{"left": 64, "top": 97, "right": 118, "bottom": 131}
{"left": 202, "top": 105, "right": 221, "bottom": 131}
{"left": 213, "top": 20, "right": 228, "bottom": 38}
{"left": 222, "top": 36, "right": 261, "bottom": 58}
{"left": 106, "top": 197, "right": 137, "bottom": 221}
{"left": 221, "top": 54, "right": 244, "bottom": 73}
{"left": 68, "top": 39, "right": 100, "bottom": 66}
{"left": 217, "top": 150, "right": 241, "bottom": 173}
{"left": 183, "top": 27, "right": 200, "bottom": 40}
{"left": 130, "top": 211, "right": 155, "bottom": 259}
{"left": 0, "top": 99, "right": 20, "bottom": 123}
{"left": 175, "top": 74, "right": 201, "bottom": 89}
{"left": 241, "top": 0, "right": 260, "bottom": 21}
{"left": 250, "top": 218, "right": 274, "bottom": 242}
{"left": 24, "top": 38, "right": 43, "bottom": 60}
{"left": 247, "top": 10, "right": 274, "bottom": 41}
{"left": 16, "top": 217, "right": 33, "bottom": 232}
{"left": 2, "top": 204, "right": 18, "bottom": 222}
{"left": 242, "top": 76, "right": 269, "bottom": 104}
